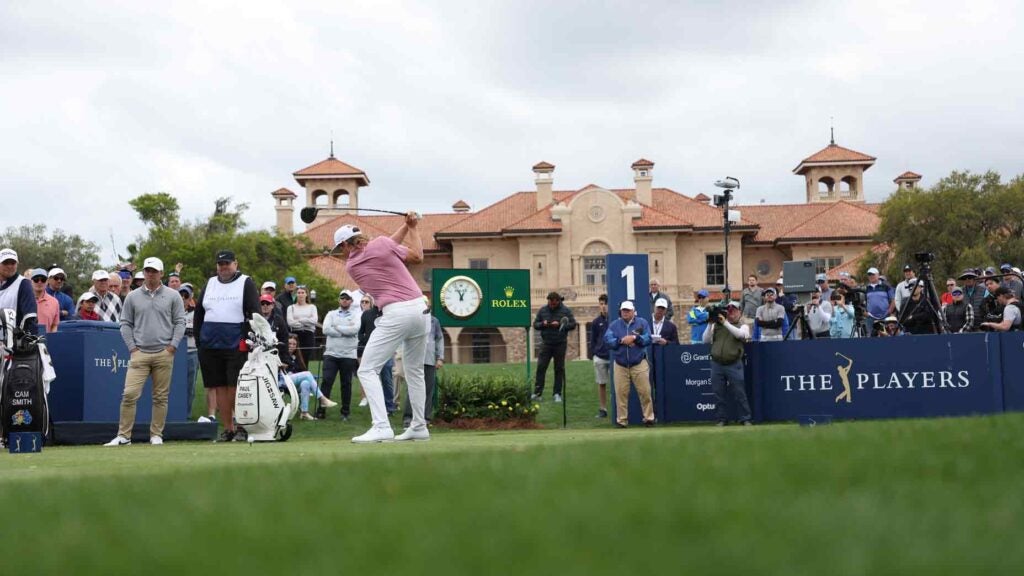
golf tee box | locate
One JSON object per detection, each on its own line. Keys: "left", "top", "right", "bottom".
{"left": 798, "top": 415, "right": 833, "bottom": 427}
{"left": 7, "top": 432, "right": 43, "bottom": 453}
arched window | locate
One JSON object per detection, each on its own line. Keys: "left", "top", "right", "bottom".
{"left": 840, "top": 176, "right": 856, "bottom": 197}
{"left": 818, "top": 177, "right": 835, "bottom": 197}
{"left": 312, "top": 190, "right": 329, "bottom": 206}
{"left": 334, "top": 190, "right": 350, "bottom": 207}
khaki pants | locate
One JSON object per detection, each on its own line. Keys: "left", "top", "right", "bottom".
{"left": 612, "top": 359, "right": 654, "bottom": 426}
{"left": 118, "top": 350, "right": 174, "bottom": 439}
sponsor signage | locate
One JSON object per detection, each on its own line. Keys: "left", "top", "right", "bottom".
{"left": 999, "top": 331, "right": 1024, "bottom": 411}
{"left": 605, "top": 254, "right": 652, "bottom": 425}
{"left": 432, "top": 269, "right": 531, "bottom": 328}
{"left": 755, "top": 333, "right": 1003, "bottom": 421}
{"left": 653, "top": 344, "right": 751, "bottom": 423}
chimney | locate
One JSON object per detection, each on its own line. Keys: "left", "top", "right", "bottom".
{"left": 452, "top": 199, "right": 471, "bottom": 213}
{"left": 632, "top": 159, "right": 654, "bottom": 206}
{"left": 894, "top": 171, "right": 922, "bottom": 191}
{"left": 533, "top": 161, "right": 554, "bottom": 210}
{"left": 271, "top": 188, "right": 298, "bottom": 235}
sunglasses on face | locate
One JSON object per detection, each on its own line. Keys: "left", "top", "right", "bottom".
{"left": 32, "top": 277, "right": 46, "bottom": 283}
{"left": 260, "top": 302, "right": 274, "bottom": 306}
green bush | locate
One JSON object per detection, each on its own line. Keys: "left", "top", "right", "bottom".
{"left": 436, "top": 372, "right": 538, "bottom": 422}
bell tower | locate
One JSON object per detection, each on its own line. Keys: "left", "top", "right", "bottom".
{"left": 292, "top": 145, "right": 370, "bottom": 227}
{"left": 792, "top": 133, "right": 875, "bottom": 204}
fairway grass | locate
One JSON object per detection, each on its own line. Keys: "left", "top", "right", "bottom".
{"left": 4, "top": 413, "right": 1024, "bottom": 575}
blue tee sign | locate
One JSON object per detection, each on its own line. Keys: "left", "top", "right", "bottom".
{"left": 605, "top": 254, "right": 651, "bottom": 424}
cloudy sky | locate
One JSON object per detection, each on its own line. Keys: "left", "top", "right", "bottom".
{"left": 2, "top": 0, "right": 1021, "bottom": 263}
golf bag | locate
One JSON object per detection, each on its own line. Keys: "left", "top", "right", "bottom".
{"left": 0, "top": 309, "right": 50, "bottom": 443}
{"left": 235, "top": 313, "right": 298, "bottom": 442}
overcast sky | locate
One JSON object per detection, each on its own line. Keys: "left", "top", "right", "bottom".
{"left": 3, "top": 0, "right": 1021, "bottom": 263}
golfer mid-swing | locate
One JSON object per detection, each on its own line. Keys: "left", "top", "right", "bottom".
{"left": 333, "top": 212, "right": 429, "bottom": 443}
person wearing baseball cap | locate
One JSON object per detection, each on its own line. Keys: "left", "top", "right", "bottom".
{"left": 687, "top": 289, "right": 710, "bottom": 343}
{"left": 44, "top": 267, "right": 75, "bottom": 320}
{"left": 87, "top": 269, "right": 122, "bottom": 323}
{"left": 30, "top": 268, "right": 60, "bottom": 333}
{"left": 277, "top": 276, "right": 298, "bottom": 314}
{"left": 894, "top": 265, "right": 918, "bottom": 315}
{"left": 1000, "top": 263, "right": 1024, "bottom": 300}
{"left": 532, "top": 290, "right": 577, "bottom": 404}
{"left": 864, "top": 266, "right": 895, "bottom": 322}
{"left": 940, "top": 286, "right": 974, "bottom": 333}
{"left": 651, "top": 297, "right": 679, "bottom": 346}
{"left": 603, "top": 300, "right": 655, "bottom": 428}
{"left": 104, "top": 256, "right": 185, "bottom": 447}
{"left": 260, "top": 280, "right": 284, "bottom": 317}
{"left": 178, "top": 284, "right": 199, "bottom": 420}
{"left": 319, "top": 289, "right": 360, "bottom": 420}
{"left": 703, "top": 297, "right": 752, "bottom": 426}
{"left": 193, "top": 249, "right": 260, "bottom": 442}
{"left": 332, "top": 210, "right": 436, "bottom": 443}
{"left": 74, "top": 291, "right": 101, "bottom": 321}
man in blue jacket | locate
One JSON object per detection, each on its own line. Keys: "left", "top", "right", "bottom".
{"left": 588, "top": 294, "right": 611, "bottom": 419}
{"left": 603, "top": 300, "right": 655, "bottom": 428}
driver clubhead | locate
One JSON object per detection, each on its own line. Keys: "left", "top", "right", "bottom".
{"left": 300, "top": 207, "right": 318, "bottom": 223}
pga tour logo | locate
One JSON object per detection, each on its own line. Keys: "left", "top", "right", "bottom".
{"left": 680, "top": 351, "right": 710, "bottom": 364}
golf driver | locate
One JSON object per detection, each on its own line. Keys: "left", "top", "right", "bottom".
{"left": 300, "top": 206, "right": 419, "bottom": 223}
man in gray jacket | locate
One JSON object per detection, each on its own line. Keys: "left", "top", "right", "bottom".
{"left": 104, "top": 257, "right": 186, "bottom": 446}
{"left": 319, "top": 289, "right": 360, "bottom": 420}
{"left": 404, "top": 297, "right": 444, "bottom": 428}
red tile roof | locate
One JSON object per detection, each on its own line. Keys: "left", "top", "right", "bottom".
{"left": 293, "top": 157, "right": 369, "bottom": 186}
{"left": 532, "top": 161, "right": 555, "bottom": 171}
{"left": 894, "top": 171, "right": 922, "bottom": 181}
{"left": 271, "top": 187, "right": 297, "bottom": 198}
{"left": 694, "top": 193, "right": 710, "bottom": 202}
{"left": 793, "top": 144, "right": 876, "bottom": 174}
{"left": 825, "top": 243, "right": 890, "bottom": 280}
{"left": 452, "top": 200, "right": 470, "bottom": 209}
{"left": 631, "top": 158, "right": 655, "bottom": 168}
{"left": 740, "top": 201, "right": 880, "bottom": 244}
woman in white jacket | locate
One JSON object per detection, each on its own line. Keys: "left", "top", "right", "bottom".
{"left": 286, "top": 286, "right": 318, "bottom": 361}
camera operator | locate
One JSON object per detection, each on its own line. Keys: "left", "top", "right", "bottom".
{"left": 805, "top": 289, "right": 833, "bottom": 338}
{"left": 979, "top": 277, "right": 1004, "bottom": 329}
{"left": 979, "top": 287, "right": 1022, "bottom": 332}
{"left": 901, "top": 281, "right": 939, "bottom": 335}
{"left": 702, "top": 301, "right": 751, "bottom": 426}
{"left": 829, "top": 291, "right": 856, "bottom": 338}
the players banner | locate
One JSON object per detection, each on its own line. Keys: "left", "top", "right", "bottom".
{"left": 754, "top": 333, "right": 1003, "bottom": 421}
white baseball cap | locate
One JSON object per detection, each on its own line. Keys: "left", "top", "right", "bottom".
{"left": 333, "top": 225, "right": 362, "bottom": 248}
{"left": 262, "top": 281, "right": 277, "bottom": 291}
{"left": 654, "top": 298, "right": 668, "bottom": 309}
{"left": 134, "top": 271, "right": 145, "bottom": 280}
{"left": 619, "top": 300, "right": 635, "bottom": 311}
{"left": 867, "top": 267, "right": 880, "bottom": 275}
{"left": 0, "top": 248, "right": 18, "bottom": 263}
{"left": 142, "top": 257, "right": 164, "bottom": 271}
{"left": 78, "top": 291, "right": 99, "bottom": 303}
{"left": 775, "top": 278, "right": 784, "bottom": 285}
{"left": 48, "top": 267, "right": 66, "bottom": 278}
{"left": 92, "top": 269, "right": 110, "bottom": 282}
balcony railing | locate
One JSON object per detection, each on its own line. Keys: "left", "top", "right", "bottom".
{"left": 530, "top": 284, "right": 694, "bottom": 304}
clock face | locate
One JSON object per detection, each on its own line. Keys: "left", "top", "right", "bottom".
{"left": 440, "top": 275, "right": 483, "bottom": 319}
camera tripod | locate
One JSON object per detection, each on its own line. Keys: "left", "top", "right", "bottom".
{"left": 783, "top": 298, "right": 817, "bottom": 340}
{"left": 896, "top": 259, "right": 948, "bottom": 334}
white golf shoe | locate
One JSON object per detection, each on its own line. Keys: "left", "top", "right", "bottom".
{"left": 103, "top": 436, "right": 131, "bottom": 447}
{"left": 150, "top": 436, "right": 163, "bottom": 445}
{"left": 351, "top": 424, "right": 395, "bottom": 444}
{"left": 395, "top": 425, "right": 430, "bottom": 442}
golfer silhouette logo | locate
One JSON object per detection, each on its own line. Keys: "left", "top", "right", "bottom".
{"left": 111, "top": 350, "right": 119, "bottom": 374}
{"left": 835, "top": 352, "right": 853, "bottom": 404}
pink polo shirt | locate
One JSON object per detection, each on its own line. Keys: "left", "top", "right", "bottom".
{"left": 346, "top": 236, "right": 422, "bottom": 308}
{"left": 36, "top": 292, "right": 60, "bottom": 333}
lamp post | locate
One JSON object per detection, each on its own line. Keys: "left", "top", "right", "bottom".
{"left": 713, "top": 177, "right": 740, "bottom": 291}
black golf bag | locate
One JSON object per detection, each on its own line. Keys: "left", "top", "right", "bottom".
{"left": 0, "top": 309, "right": 51, "bottom": 443}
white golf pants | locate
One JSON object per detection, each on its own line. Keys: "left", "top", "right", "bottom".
{"left": 358, "top": 298, "right": 428, "bottom": 428}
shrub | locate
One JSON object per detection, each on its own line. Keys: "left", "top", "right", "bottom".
{"left": 436, "top": 372, "right": 539, "bottom": 423}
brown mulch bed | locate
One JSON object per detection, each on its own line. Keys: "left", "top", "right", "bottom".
{"left": 433, "top": 418, "right": 543, "bottom": 430}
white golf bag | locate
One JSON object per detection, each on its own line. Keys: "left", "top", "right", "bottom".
{"left": 234, "top": 313, "right": 299, "bottom": 442}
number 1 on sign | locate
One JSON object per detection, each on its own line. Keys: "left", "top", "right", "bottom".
{"left": 621, "top": 265, "right": 635, "bottom": 301}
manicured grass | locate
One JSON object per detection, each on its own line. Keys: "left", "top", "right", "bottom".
{"left": 3, "top": 413, "right": 1024, "bottom": 574}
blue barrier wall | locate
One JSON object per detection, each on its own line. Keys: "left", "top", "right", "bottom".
{"left": 46, "top": 321, "right": 189, "bottom": 423}
{"left": 656, "top": 333, "right": 1011, "bottom": 422}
